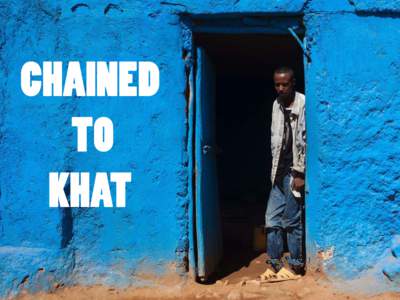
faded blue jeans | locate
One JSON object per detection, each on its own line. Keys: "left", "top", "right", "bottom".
{"left": 265, "top": 174, "right": 304, "bottom": 271}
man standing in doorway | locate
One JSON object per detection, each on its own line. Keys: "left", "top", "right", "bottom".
{"left": 260, "top": 66, "right": 306, "bottom": 281}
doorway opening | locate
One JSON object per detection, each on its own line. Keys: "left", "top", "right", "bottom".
{"left": 193, "top": 32, "right": 305, "bottom": 281}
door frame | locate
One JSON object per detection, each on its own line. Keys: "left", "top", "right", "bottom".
{"left": 181, "top": 14, "right": 309, "bottom": 280}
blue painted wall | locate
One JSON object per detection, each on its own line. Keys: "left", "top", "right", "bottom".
{"left": 0, "top": 0, "right": 399, "bottom": 297}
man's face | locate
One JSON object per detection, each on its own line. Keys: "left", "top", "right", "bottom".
{"left": 274, "top": 72, "right": 295, "bottom": 101}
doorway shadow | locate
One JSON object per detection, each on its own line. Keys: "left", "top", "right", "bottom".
{"left": 204, "top": 199, "right": 266, "bottom": 283}
{"left": 194, "top": 33, "right": 305, "bottom": 281}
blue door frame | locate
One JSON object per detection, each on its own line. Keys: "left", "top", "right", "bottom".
{"left": 184, "top": 14, "right": 308, "bottom": 281}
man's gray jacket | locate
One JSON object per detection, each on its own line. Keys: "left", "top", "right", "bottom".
{"left": 270, "top": 91, "right": 306, "bottom": 184}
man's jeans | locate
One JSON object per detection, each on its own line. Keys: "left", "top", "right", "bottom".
{"left": 265, "top": 174, "right": 303, "bottom": 271}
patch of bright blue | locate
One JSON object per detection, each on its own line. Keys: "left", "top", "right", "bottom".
{"left": 305, "top": 12, "right": 400, "bottom": 292}
{"left": 350, "top": 0, "right": 400, "bottom": 12}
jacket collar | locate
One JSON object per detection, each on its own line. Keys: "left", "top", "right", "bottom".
{"left": 278, "top": 91, "right": 301, "bottom": 116}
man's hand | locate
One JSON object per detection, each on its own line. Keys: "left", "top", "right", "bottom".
{"left": 292, "top": 176, "right": 305, "bottom": 192}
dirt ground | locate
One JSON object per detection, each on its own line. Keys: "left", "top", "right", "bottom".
{"left": 14, "top": 253, "right": 400, "bottom": 300}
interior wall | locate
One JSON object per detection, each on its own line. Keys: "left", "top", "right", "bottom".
{"left": 193, "top": 34, "right": 305, "bottom": 256}
{"left": 196, "top": 34, "right": 304, "bottom": 209}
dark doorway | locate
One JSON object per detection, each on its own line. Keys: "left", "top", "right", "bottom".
{"left": 194, "top": 33, "right": 305, "bottom": 280}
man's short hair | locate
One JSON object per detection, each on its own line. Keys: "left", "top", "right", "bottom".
{"left": 274, "top": 66, "right": 295, "bottom": 80}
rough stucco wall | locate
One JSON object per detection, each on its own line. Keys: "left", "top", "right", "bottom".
{"left": 0, "top": 0, "right": 400, "bottom": 297}
{"left": 305, "top": 10, "right": 400, "bottom": 293}
{"left": 349, "top": 0, "right": 400, "bottom": 12}
{"left": 0, "top": 0, "right": 190, "bottom": 296}
{"left": 57, "top": 7, "right": 189, "bottom": 286}
{"left": 0, "top": 1, "right": 75, "bottom": 295}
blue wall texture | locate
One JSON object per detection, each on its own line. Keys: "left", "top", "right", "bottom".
{"left": 1, "top": 0, "right": 400, "bottom": 297}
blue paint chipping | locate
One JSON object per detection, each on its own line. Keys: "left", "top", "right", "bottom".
{"left": 0, "top": 0, "right": 399, "bottom": 297}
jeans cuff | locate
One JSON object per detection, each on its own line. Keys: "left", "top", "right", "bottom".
{"left": 266, "top": 258, "right": 283, "bottom": 272}
{"left": 286, "top": 257, "right": 304, "bottom": 268}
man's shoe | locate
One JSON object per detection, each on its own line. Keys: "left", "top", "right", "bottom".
{"left": 273, "top": 267, "right": 302, "bottom": 282}
{"left": 258, "top": 266, "right": 277, "bottom": 281}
